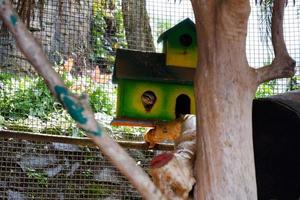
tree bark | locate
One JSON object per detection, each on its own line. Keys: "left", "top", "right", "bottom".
{"left": 190, "top": 0, "right": 295, "bottom": 199}
{"left": 122, "top": 0, "right": 155, "bottom": 51}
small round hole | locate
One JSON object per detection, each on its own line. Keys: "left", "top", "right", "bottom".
{"left": 141, "top": 91, "right": 156, "bottom": 112}
{"left": 179, "top": 34, "right": 193, "bottom": 47}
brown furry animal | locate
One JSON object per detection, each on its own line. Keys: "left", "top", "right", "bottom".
{"left": 144, "top": 116, "right": 187, "bottom": 148}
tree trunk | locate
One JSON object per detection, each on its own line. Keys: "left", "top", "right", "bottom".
{"left": 191, "top": 0, "right": 295, "bottom": 199}
{"left": 122, "top": 0, "right": 155, "bottom": 51}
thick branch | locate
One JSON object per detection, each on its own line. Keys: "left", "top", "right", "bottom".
{"left": 255, "top": 56, "right": 295, "bottom": 84}
{"left": 0, "top": 1, "right": 164, "bottom": 199}
{"left": 225, "top": 0, "right": 250, "bottom": 11}
{"left": 272, "top": 0, "right": 287, "bottom": 57}
{"left": 255, "top": 0, "right": 296, "bottom": 84}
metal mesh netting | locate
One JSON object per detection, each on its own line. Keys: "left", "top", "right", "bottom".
{"left": 0, "top": 136, "right": 166, "bottom": 199}
{"left": 248, "top": 2, "right": 300, "bottom": 96}
{"left": 0, "top": 1, "right": 299, "bottom": 199}
{"left": 0, "top": 0, "right": 299, "bottom": 134}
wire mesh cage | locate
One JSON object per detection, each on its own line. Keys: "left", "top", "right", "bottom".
{"left": 0, "top": 0, "right": 299, "bottom": 135}
{"left": 0, "top": 135, "right": 168, "bottom": 200}
{"left": 0, "top": 0, "right": 300, "bottom": 199}
{"left": 248, "top": 1, "right": 300, "bottom": 97}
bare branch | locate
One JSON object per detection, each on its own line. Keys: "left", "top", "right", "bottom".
{"left": 255, "top": 56, "right": 295, "bottom": 84}
{"left": 272, "top": 0, "right": 288, "bottom": 57}
{"left": 255, "top": 0, "right": 296, "bottom": 84}
{"left": 0, "top": 0, "right": 164, "bottom": 199}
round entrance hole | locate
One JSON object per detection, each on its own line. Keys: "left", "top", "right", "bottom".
{"left": 141, "top": 91, "right": 156, "bottom": 112}
{"left": 179, "top": 34, "right": 193, "bottom": 47}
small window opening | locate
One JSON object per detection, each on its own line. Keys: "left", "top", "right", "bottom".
{"left": 141, "top": 91, "right": 156, "bottom": 112}
{"left": 175, "top": 94, "right": 191, "bottom": 118}
{"left": 179, "top": 34, "right": 193, "bottom": 47}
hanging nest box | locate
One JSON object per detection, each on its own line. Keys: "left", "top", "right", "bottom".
{"left": 112, "top": 18, "right": 197, "bottom": 127}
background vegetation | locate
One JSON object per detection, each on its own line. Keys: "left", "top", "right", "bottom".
{"left": 0, "top": 0, "right": 299, "bottom": 137}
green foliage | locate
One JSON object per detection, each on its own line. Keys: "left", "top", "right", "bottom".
{"left": 82, "top": 169, "right": 93, "bottom": 178}
{"left": 90, "top": 0, "right": 126, "bottom": 71}
{"left": 89, "top": 87, "right": 114, "bottom": 115}
{"left": 287, "top": 76, "right": 300, "bottom": 91}
{"left": 256, "top": 76, "right": 300, "bottom": 98}
{"left": 255, "top": 80, "right": 277, "bottom": 98}
{"left": 85, "top": 183, "right": 110, "bottom": 197}
{"left": 0, "top": 72, "right": 114, "bottom": 135}
{"left": 0, "top": 74, "right": 58, "bottom": 120}
{"left": 90, "top": 8, "right": 110, "bottom": 59}
{"left": 27, "top": 169, "right": 48, "bottom": 187}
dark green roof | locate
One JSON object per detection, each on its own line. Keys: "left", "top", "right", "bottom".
{"left": 157, "top": 18, "right": 196, "bottom": 43}
{"left": 113, "top": 49, "right": 195, "bottom": 84}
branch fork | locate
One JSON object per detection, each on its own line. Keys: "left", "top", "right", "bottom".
{"left": 255, "top": 55, "right": 296, "bottom": 84}
{"left": 255, "top": 0, "right": 296, "bottom": 85}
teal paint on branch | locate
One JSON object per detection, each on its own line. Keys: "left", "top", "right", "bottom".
{"left": 10, "top": 15, "right": 17, "bottom": 26}
{"left": 54, "top": 86, "right": 87, "bottom": 124}
{"left": 88, "top": 124, "right": 103, "bottom": 137}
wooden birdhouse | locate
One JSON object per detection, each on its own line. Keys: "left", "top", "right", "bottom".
{"left": 158, "top": 18, "right": 197, "bottom": 68}
{"left": 112, "top": 18, "right": 198, "bottom": 127}
{"left": 112, "top": 49, "right": 195, "bottom": 126}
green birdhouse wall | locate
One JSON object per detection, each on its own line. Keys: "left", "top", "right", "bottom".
{"left": 117, "top": 79, "right": 195, "bottom": 121}
{"left": 113, "top": 49, "right": 196, "bottom": 126}
{"left": 158, "top": 18, "right": 197, "bottom": 68}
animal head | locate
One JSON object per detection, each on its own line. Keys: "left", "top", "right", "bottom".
{"left": 141, "top": 91, "right": 157, "bottom": 112}
{"left": 144, "top": 116, "right": 186, "bottom": 148}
